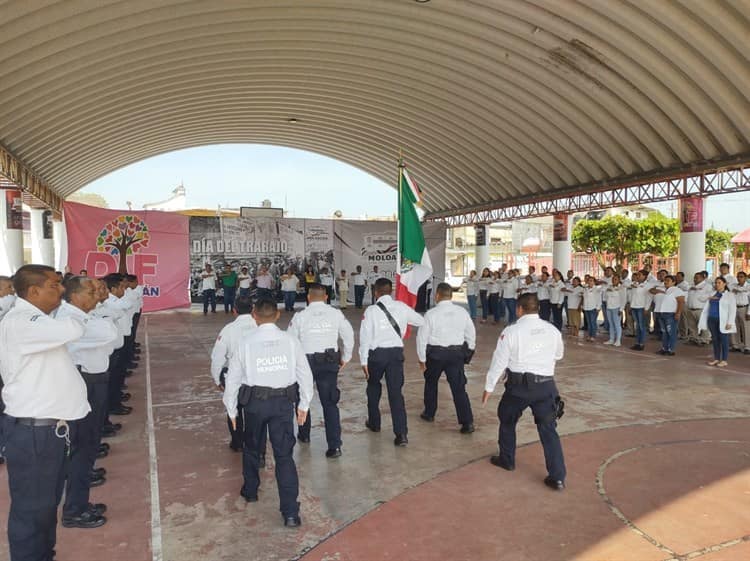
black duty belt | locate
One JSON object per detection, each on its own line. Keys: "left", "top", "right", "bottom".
{"left": 14, "top": 417, "right": 59, "bottom": 426}
{"left": 307, "top": 348, "right": 340, "bottom": 364}
{"left": 689, "top": 308, "right": 703, "bottom": 311}
{"left": 738, "top": 305, "right": 748, "bottom": 308}
{"left": 506, "top": 370, "right": 554, "bottom": 386}
{"left": 239, "top": 383, "right": 298, "bottom": 405}
{"left": 426, "top": 344, "right": 464, "bottom": 352}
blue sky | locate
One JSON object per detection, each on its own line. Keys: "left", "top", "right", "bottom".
{"left": 81, "top": 144, "right": 749, "bottom": 232}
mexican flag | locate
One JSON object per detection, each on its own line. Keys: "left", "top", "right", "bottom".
{"left": 395, "top": 167, "right": 433, "bottom": 309}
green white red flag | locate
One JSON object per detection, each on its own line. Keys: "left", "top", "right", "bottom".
{"left": 396, "top": 167, "right": 432, "bottom": 309}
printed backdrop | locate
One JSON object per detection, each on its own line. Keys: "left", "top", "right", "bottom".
{"left": 64, "top": 202, "right": 191, "bottom": 312}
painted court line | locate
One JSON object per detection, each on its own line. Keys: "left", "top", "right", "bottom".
{"left": 152, "top": 397, "right": 223, "bottom": 408}
{"left": 144, "top": 318, "right": 164, "bottom": 561}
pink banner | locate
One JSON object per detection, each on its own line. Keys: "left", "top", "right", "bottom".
{"left": 64, "top": 202, "right": 190, "bottom": 312}
{"left": 680, "top": 196, "right": 704, "bottom": 233}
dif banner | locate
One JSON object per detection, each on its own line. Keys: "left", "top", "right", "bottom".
{"left": 64, "top": 202, "right": 191, "bottom": 312}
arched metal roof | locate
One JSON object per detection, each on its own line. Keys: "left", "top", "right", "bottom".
{"left": 0, "top": 0, "right": 748, "bottom": 217}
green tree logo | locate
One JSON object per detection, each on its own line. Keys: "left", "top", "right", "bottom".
{"left": 96, "top": 215, "right": 150, "bottom": 273}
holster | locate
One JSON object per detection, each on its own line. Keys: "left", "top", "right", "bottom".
{"left": 219, "top": 367, "right": 228, "bottom": 388}
{"left": 238, "top": 384, "right": 253, "bottom": 406}
{"left": 462, "top": 342, "right": 475, "bottom": 365}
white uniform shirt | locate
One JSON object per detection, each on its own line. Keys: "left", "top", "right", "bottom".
{"left": 502, "top": 278, "right": 518, "bottom": 299}
{"left": 677, "top": 280, "right": 690, "bottom": 292}
{"left": 478, "top": 277, "right": 491, "bottom": 292}
{"left": 352, "top": 273, "right": 366, "bottom": 286}
{"left": 288, "top": 301, "right": 355, "bottom": 362}
{"left": 319, "top": 273, "right": 334, "bottom": 287}
{"left": 358, "top": 294, "right": 425, "bottom": 364}
{"left": 629, "top": 282, "right": 649, "bottom": 309}
{"left": 723, "top": 274, "right": 738, "bottom": 289}
{"left": 731, "top": 282, "right": 749, "bottom": 307}
{"left": 650, "top": 281, "right": 666, "bottom": 310}
{"left": 687, "top": 280, "right": 711, "bottom": 309}
{"left": 56, "top": 302, "right": 119, "bottom": 374}
{"left": 549, "top": 280, "right": 565, "bottom": 305}
{"left": 582, "top": 286, "right": 602, "bottom": 311}
{"left": 255, "top": 273, "right": 274, "bottom": 289}
{"left": 238, "top": 273, "right": 252, "bottom": 289}
{"left": 464, "top": 278, "right": 479, "bottom": 296}
{"left": 488, "top": 279, "right": 500, "bottom": 295}
{"left": 223, "top": 324, "right": 314, "bottom": 416}
{"left": 0, "top": 298, "right": 90, "bottom": 420}
{"left": 367, "top": 271, "right": 381, "bottom": 286}
{"left": 209, "top": 314, "right": 258, "bottom": 385}
{"left": 106, "top": 293, "right": 136, "bottom": 336}
{"left": 599, "top": 276, "right": 613, "bottom": 302}
{"left": 537, "top": 281, "right": 550, "bottom": 301}
{"left": 281, "top": 275, "right": 299, "bottom": 292}
{"left": 519, "top": 282, "right": 537, "bottom": 295}
{"left": 0, "top": 294, "right": 16, "bottom": 321}
{"left": 566, "top": 285, "right": 584, "bottom": 309}
{"left": 416, "top": 300, "right": 476, "bottom": 362}
{"left": 337, "top": 275, "right": 349, "bottom": 292}
{"left": 655, "top": 286, "right": 686, "bottom": 313}
{"left": 605, "top": 285, "right": 626, "bottom": 309}
{"left": 201, "top": 271, "right": 217, "bottom": 291}
{"left": 484, "top": 314, "right": 564, "bottom": 392}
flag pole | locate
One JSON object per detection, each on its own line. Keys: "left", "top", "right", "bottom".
{"left": 397, "top": 149, "right": 404, "bottom": 283}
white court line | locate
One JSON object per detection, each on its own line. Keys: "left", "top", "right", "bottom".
{"left": 144, "top": 318, "right": 164, "bottom": 561}
{"left": 152, "top": 397, "right": 222, "bottom": 408}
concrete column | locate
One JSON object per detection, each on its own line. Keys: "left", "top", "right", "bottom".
{"left": 0, "top": 189, "right": 25, "bottom": 275}
{"left": 679, "top": 197, "right": 706, "bottom": 276}
{"left": 30, "top": 208, "right": 55, "bottom": 266}
{"left": 474, "top": 224, "right": 490, "bottom": 272}
{"left": 53, "top": 219, "right": 67, "bottom": 271}
{"left": 552, "top": 213, "right": 572, "bottom": 272}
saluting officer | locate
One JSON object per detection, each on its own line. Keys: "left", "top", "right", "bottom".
{"left": 57, "top": 276, "right": 119, "bottom": 529}
{"left": 223, "top": 298, "right": 314, "bottom": 527}
{"left": 209, "top": 296, "right": 268, "bottom": 463}
{"left": 482, "top": 293, "right": 567, "bottom": 491}
{"left": 288, "top": 283, "right": 354, "bottom": 458}
{"left": 0, "top": 265, "right": 90, "bottom": 561}
{"left": 416, "top": 282, "right": 476, "bottom": 434}
{"left": 359, "top": 277, "right": 424, "bottom": 446}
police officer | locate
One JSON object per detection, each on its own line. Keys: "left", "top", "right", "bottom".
{"left": 209, "top": 296, "right": 268, "bottom": 464}
{"left": 359, "top": 277, "right": 424, "bottom": 446}
{"left": 57, "top": 276, "right": 119, "bottom": 528}
{"left": 288, "top": 283, "right": 354, "bottom": 458}
{"left": 0, "top": 265, "right": 90, "bottom": 561}
{"left": 223, "top": 298, "right": 313, "bottom": 527}
{"left": 482, "top": 293, "right": 567, "bottom": 490}
{"left": 103, "top": 274, "right": 137, "bottom": 417}
{"left": 416, "top": 282, "right": 476, "bottom": 434}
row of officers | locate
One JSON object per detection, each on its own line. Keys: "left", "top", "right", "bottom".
{"left": 0, "top": 266, "right": 143, "bottom": 561}
{"left": 212, "top": 278, "right": 567, "bottom": 528}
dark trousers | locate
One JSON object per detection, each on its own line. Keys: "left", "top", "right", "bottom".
{"left": 479, "top": 290, "right": 489, "bottom": 320}
{"left": 539, "top": 300, "right": 551, "bottom": 322}
{"left": 2, "top": 417, "right": 68, "bottom": 561}
{"left": 601, "top": 301, "right": 609, "bottom": 330}
{"left": 354, "top": 285, "right": 365, "bottom": 308}
{"left": 366, "top": 347, "right": 407, "bottom": 436}
{"left": 370, "top": 285, "right": 376, "bottom": 305}
{"left": 497, "top": 379, "right": 566, "bottom": 481}
{"left": 551, "top": 304, "right": 563, "bottom": 331}
{"left": 283, "top": 291, "right": 296, "bottom": 312}
{"left": 504, "top": 298, "right": 517, "bottom": 323}
{"left": 223, "top": 286, "right": 236, "bottom": 312}
{"left": 298, "top": 360, "right": 342, "bottom": 449}
{"left": 203, "top": 289, "right": 216, "bottom": 313}
{"left": 632, "top": 307, "right": 647, "bottom": 346}
{"left": 132, "top": 312, "right": 141, "bottom": 339}
{"left": 107, "top": 347, "right": 126, "bottom": 411}
{"left": 64, "top": 375, "right": 108, "bottom": 516}
{"left": 708, "top": 316, "right": 729, "bottom": 361}
{"left": 241, "top": 396, "right": 299, "bottom": 517}
{"left": 489, "top": 294, "right": 501, "bottom": 322}
{"left": 423, "top": 347, "right": 473, "bottom": 426}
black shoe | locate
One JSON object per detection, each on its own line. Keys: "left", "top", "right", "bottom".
{"left": 89, "top": 475, "right": 106, "bottom": 487}
{"left": 229, "top": 443, "right": 241, "bottom": 452}
{"left": 96, "top": 447, "right": 109, "bottom": 459}
{"left": 460, "top": 424, "right": 475, "bottom": 434}
{"left": 259, "top": 454, "right": 266, "bottom": 468}
{"left": 240, "top": 489, "right": 258, "bottom": 503}
{"left": 666, "top": 351, "right": 675, "bottom": 356}
{"left": 365, "top": 421, "right": 380, "bottom": 433}
{"left": 629, "top": 344, "right": 640, "bottom": 350}
{"left": 283, "top": 515, "right": 301, "bottom": 527}
{"left": 744, "top": 349, "right": 750, "bottom": 355}
{"left": 544, "top": 476, "right": 565, "bottom": 491}
{"left": 656, "top": 349, "right": 667, "bottom": 355}
{"left": 110, "top": 405, "right": 132, "bottom": 416}
{"left": 100, "top": 426, "right": 117, "bottom": 438}
{"left": 62, "top": 510, "right": 107, "bottom": 529}
{"left": 394, "top": 434, "right": 408, "bottom": 447}
{"left": 121, "top": 383, "right": 128, "bottom": 390}
{"left": 0, "top": 456, "right": 4, "bottom": 465}
{"left": 99, "top": 442, "right": 110, "bottom": 453}
{"left": 88, "top": 503, "right": 107, "bottom": 516}
{"left": 419, "top": 412, "right": 434, "bottom": 422}
{"left": 125, "top": 362, "right": 139, "bottom": 370}
{"left": 297, "top": 434, "right": 310, "bottom": 443}
{"left": 91, "top": 467, "right": 106, "bottom": 478}
{"left": 124, "top": 371, "right": 134, "bottom": 378}
{"left": 731, "top": 347, "right": 743, "bottom": 353}
{"left": 490, "top": 455, "right": 515, "bottom": 471}
{"left": 103, "top": 422, "right": 122, "bottom": 433}
{"left": 325, "top": 448, "right": 342, "bottom": 458}
{"left": 120, "top": 393, "right": 131, "bottom": 402}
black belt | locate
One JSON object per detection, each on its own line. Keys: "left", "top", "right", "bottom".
{"left": 426, "top": 344, "right": 463, "bottom": 352}
{"left": 689, "top": 308, "right": 703, "bottom": 311}
{"left": 249, "top": 384, "right": 297, "bottom": 400}
{"left": 14, "top": 417, "right": 59, "bottom": 427}
{"left": 506, "top": 370, "right": 554, "bottom": 385}
{"left": 307, "top": 349, "right": 340, "bottom": 364}
{"left": 738, "top": 305, "right": 748, "bottom": 308}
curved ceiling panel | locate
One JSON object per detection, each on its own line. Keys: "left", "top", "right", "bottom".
{"left": 0, "top": 0, "right": 747, "bottom": 216}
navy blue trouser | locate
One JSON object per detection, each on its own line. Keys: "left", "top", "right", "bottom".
{"left": 223, "top": 286, "right": 236, "bottom": 312}
{"left": 504, "top": 298, "right": 517, "bottom": 323}
{"left": 551, "top": 304, "right": 564, "bottom": 331}
{"left": 107, "top": 347, "right": 125, "bottom": 411}
{"left": 203, "top": 289, "right": 216, "bottom": 313}
{"left": 497, "top": 378, "right": 566, "bottom": 481}
{"left": 479, "top": 290, "right": 489, "bottom": 320}
{"left": 539, "top": 300, "right": 551, "bottom": 322}
{"left": 366, "top": 347, "right": 407, "bottom": 436}
{"left": 297, "top": 360, "right": 342, "bottom": 449}
{"left": 242, "top": 396, "right": 299, "bottom": 517}
{"left": 2, "top": 417, "right": 68, "bottom": 561}
{"left": 64, "top": 376, "right": 108, "bottom": 516}
{"left": 354, "top": 285, "right": 365, "bottom": 308}
{"left": 283, "top": 291, "right": 296, "bottom": 311}
{"left": 423, "top": 347, "right": 473, "bottom": 426}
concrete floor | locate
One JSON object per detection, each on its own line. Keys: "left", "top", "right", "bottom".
{"left": 0, "top": 305, "right": 748, "bottom": 561}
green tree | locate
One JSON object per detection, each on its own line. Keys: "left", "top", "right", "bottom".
{"left": 572, "top": 213, "right": 679, "bottom": 271}
{"left": 704, "top": 228, "right": 734, "bottom": 258}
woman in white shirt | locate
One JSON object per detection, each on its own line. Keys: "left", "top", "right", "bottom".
{"left": 549, "top": 270, "right": 566, "bottom": 331}
{"left": 280, "top": 268, "right": 300, "bottom": 312}
{"left": 582, "top": 277, "right": 602, "bottom": 342}
{"left": 464, "top": 270, "right": 479, "bottom": 321}
{"left": 488, "top": 272, "right": 502, "bottom": 324}
{"left": 699, "top": 276, "right": 737, "bottom": 367}
{"left": 603, "top": 274, "right": 626, "bottom": 346}
{"left": 652, "top": 275, "right": 686, "bottom": 355}
{"left": 562, "top": 277, "right": 584, "bottom": 338}
{"left": 628, "top": 271, "right": 649, "bottom": 350}
{"left": 537, "top": 272, "right": 551, "bottom": 322}
{"left": 478, "top": 268, "right": 492, "bottom": 323}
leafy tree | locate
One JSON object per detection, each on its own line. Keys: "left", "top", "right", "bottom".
{"left": 96, "top": 214, "right": 150, "bottom": 273}
{"left": 572, "top": 213, "right": 679, "bottom": 271}
{"left": 705, "top": 228, "right": 734, "bottom": 258}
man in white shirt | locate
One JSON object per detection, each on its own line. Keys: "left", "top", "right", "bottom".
{"left": 238, "top": 266, "right": 252, "bottom": 298}
{"left": 280, "top": 268, "right": 300, "bottom": 312}
{"left": 719, "top": 263, "right": 737, "bottom": 288}
{"left": 57, "top": 276, "right": 119, "bottom": 529}
{"left": 501, "top": 270, "right": 518, "bottom": 323}
{"left": 0, "top": 275, "right": 15, "bottom": 321}
{"left": 254, "top": 265, "right": 275, "bottom": 301}
{"left": 210, "top": 296, "right": 262, "bottom": 454}
{"left": 597, "top": 267, "right": 614, "bottom": 332}
{"left": 628, "top": 271, "right": 649, "bottom": 350}
{"left": 200, "top": 263, "right": 218, "bottom": 314}
{"left": 223, "top": 298, "right": 313, "bottom": 527}
{"left": 352, "top": 265, "right": 367, "bottom": 309}
{"left": 651, "top": 275, "right": 686, "bottom": 355}
{"left": 359, "top": 278, "right": 424, "bottom": 446}
{"left": 289, "top": 284, "right": 354, "bottom": 457}
{"left": 416, "top": 283, "right": 476, "bottom": 433}
{"left": 731, "top": 271, "right": 749, "bottom": 354}
{"left": 103, "top": 274, "right": 138, "bottom": 417}
{"left": 336, "top": 269, "right": 349, "bottom": 309}
{"left": 319, "top": 267, "right": 335, "bottom": 304}
{"left": 367, "top": 266, "right": 382, "bottom": 305}
{"left": 685, "top": 272, "right": 712, "bottom": 345}
{"left": 482, "top": 293, "right": 566, "bottom": 490}
{"left": 0, "top": 265, "right": 89, "bottom": 561}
